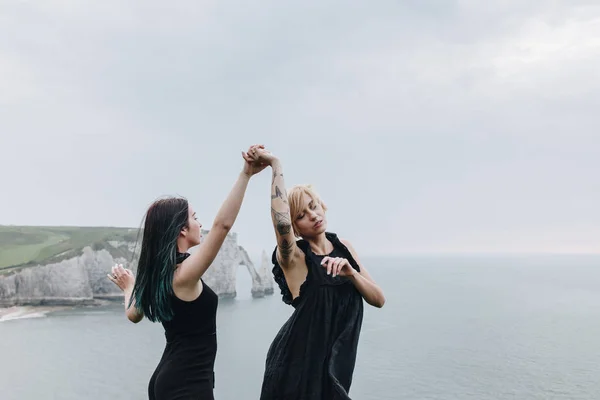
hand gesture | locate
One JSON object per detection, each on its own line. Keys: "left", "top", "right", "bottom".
{"left": 242, "top": 144, "right": 269, "bottom": 177}
{"left": 321, "top": 257, "right": 357, "bottom": 278}
{"left": 107, "top": 264, "right": 135, "bottom": 292}
{"left": 246, "top": 146, "right": 278, "bottom": 166}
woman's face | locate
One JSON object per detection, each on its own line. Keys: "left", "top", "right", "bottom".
{"left": 182, "top": 205, "right": 202, "bottom": 247}
{"left": 293, "top": 193, "right": 327, "bottom": 239}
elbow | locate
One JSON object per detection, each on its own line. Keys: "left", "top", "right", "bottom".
{"left": 127, "top": 311, "right": 142, "bottom": 323}
{"left": 276, "top": 221, "right": 292, "bottom": 237}
{"left": 370, "top": 295, "right": 386, "bottom": 308}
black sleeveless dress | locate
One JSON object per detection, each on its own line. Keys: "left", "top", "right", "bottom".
{"left": 260, "top": 232, "right": 364, "bottom": 400}
{"left": 148, "top": 278, "right": 218, "bottom": 400}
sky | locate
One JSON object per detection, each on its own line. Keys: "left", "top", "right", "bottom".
{"left": 0, "top": 0, "right": 599, "bottom": 256}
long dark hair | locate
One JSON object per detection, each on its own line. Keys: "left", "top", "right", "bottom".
{"left": 130, "top": 197, "right": 189, "bottom": 322}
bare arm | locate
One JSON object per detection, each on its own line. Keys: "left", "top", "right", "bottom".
{"left": 124, "top": 287, "right": 144, "bottom": 323}
{"left": 347, "top": 270, "right": 386, "bottom": 308}
{"left": 341, "top": 239, "right": 379, "bottom": 285}
{"left": 269, "top": 159, "right": 300, "bottom": 268}
{"left": 338, "top": 239, "right": 386, "bottom": 308}
{"left": 108, "top": 265, "right": 143, "bottom": 323}
{"left": 175, "top": 172, "right": 252, "bottom": 286}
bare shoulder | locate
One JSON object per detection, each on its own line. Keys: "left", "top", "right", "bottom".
{"left": 340, "top": 238, "right": 358, "bottom": 256}
{"left": 340, "top": 238, "right": 379, "bottom": 282}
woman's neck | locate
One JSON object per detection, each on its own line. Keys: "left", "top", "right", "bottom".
{"left": 307, "top": 233, "right": 333, "bottom": 255}
{"left": 176, "top": 239, "right": 190, "bottom": 254}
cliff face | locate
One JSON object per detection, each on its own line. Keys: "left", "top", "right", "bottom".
{"left": 193, "top": 231, "right": 274, "bottom": 298}
{"left": 0, "top": 230, "right": 272, "bottom": 306}
{"left": 0, "top": 245, "right": 133, "bottom": 306}
{"left": 0, "top": 257, "right": 92, "bottom": 306}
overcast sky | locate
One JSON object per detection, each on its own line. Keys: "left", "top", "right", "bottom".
{"left": 1, "top": 1, "right": 598, "bottom": 256}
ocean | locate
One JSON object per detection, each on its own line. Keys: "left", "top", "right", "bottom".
{"left": 1, "top": 255, "right": 600, "bottom": 399}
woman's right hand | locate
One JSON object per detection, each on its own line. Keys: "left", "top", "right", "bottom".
{"left": 242, "top": 144, "right": 269, "bottom": 177}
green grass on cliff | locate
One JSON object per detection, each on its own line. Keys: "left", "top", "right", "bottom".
{"left": 0, "top": 226, "right": 139, "bottom": 274}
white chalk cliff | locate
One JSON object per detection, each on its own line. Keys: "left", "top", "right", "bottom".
{"left": 0, "top": 231, "right": 273, "bottom": 307}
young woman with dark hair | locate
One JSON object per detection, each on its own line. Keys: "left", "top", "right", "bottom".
{"left": 108, "top": 144, "right": 267, "bottom": 400}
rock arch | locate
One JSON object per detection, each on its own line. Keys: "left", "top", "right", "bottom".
{"left": 200, "top": 231, "right": 273, "bottom": 298}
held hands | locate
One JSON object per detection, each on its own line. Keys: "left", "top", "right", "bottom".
{"left": 107, "top": 264, "right": 135, "bottom": 292}
{"left": 244, "top": 145, "right": 278, "bottom": 167}
{"left": 242, "top": 144, "right": 269, "bottom": 177}
{"left": 321, "top": 257, "right": 357, "bottom": 278}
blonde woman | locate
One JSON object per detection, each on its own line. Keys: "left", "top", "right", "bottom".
{"left": 248, "top": 147, "right": 386, "bottom": 400}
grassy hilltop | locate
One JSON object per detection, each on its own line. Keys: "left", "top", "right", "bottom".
{"left": 0, "top": 226, "right": 139, "bottom": 274}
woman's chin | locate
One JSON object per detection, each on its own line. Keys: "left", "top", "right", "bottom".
{"left": 309, "top": 225, "right": 327, "bottom": 236}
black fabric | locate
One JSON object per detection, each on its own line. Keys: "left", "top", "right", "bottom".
{"left": 176, "top": 251, "right": 191, "bottom": 265}
{"left": 261, "top": 232, "right": 364, "bottom": 400}
{"left": 148, "top": 280, "right": 218, "bottom": 400}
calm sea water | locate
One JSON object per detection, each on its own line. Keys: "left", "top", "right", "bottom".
{"left": 1, "top": 255, "right": 600, "bottom": 400}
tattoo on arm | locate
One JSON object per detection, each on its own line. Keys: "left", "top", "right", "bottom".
{"left": 271, "top": 186, "right": 287, "bottom": 203}
{"left": 271, "top": 208, "right": 291, "bottom": 235}
{"left": 272, "top": 169, "right": 284, "bottom": 184}
{"left": 271, "top": 166, "right": 294, "bottom": 261}
{"left": 271, "top": 208, "right": 295, "bottom": 260}
{"left": 279, "top": 238, "right": 294, "bottom": 260}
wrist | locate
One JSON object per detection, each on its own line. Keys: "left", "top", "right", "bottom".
{"left": 240, "top": 171, "right": 252, "bottom": 180}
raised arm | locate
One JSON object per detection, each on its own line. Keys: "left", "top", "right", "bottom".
{"left": 270, "top": 159, "right": 300, "bottom": 266}
{"left": 174, "top": 146, "right": 267, "bottom": 286}
{"left": 252, "top": 149, "right": 300, "bottom": 268}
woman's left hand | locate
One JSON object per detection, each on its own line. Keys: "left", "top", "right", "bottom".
{"left": 242, "top": 144, "right": 268, "bottom": 177}
{"left": 108, "top": 264, "right": 135, "bottom": 292}
{"left": 321, "top": 257, "right": 357, "bottom": 278}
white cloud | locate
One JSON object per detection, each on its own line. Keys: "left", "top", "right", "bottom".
{"left": 0, "top": 0, "right": 598, "bottom": 254}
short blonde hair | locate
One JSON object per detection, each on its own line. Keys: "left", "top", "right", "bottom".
{"left": 287, "top": 184, "right": 327, "bottom": 238}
